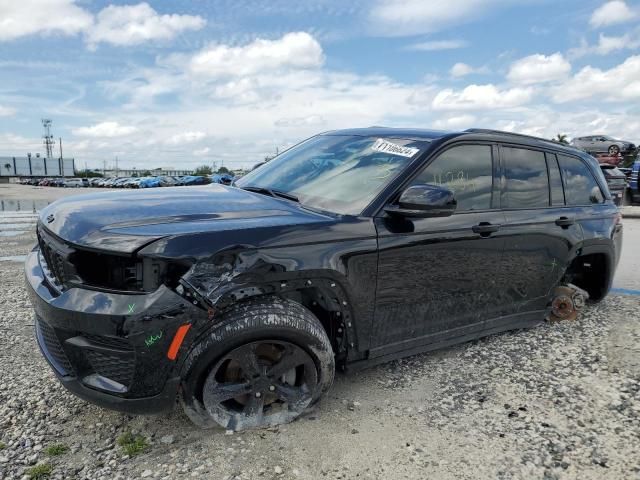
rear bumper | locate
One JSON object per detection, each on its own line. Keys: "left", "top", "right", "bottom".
{"left": 25, "top": 247, "right": 206, "bottom": 414}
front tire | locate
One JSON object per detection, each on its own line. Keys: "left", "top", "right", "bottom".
{"left": 608, "top": 145, "right": 620, "bottom": 155}
{"left": 181, "top": 297, "right": 334, "bottom": 430}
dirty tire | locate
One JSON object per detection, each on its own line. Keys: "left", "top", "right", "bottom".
{"left": 180, "top": 297, "right": 334, "bottom": 430}
{"left": 608, "top": 144, "right": 620, "bottom": 155}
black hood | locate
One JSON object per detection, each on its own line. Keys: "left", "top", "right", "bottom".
{"left": 39, "top": 185, "right": 331, "bottom": 253}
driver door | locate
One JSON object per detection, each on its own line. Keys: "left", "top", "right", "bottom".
{"left": 370, "top": 143, "right": 506, "bottom": 357}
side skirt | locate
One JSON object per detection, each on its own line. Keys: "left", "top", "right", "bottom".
{"left": 345, "top": 310, "right": 546, "bottom": 372}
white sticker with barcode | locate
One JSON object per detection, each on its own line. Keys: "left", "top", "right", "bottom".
{"left": 371, "top": 138, "right": 419, "bottom": 158}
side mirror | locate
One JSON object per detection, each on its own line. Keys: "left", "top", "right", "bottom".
{"left": 384, "top": 184, "right": 457, "bottom": 218}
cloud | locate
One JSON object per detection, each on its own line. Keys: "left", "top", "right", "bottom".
{"left": 569, "top": 30, "right": 640, "bottom": 58}
{"left": 0, "top": 105, "right": 16, "bottom": 116}
{"left": 193, "top": 147, "right": 211, "bottom": 157}
{"left": 0, "top": 0, "right": 92, "bottom": 41}
{"left": 190, "top": 32, "right": 324, "bottom": 78}
{"left": 0, "top": 1, "right": 203, "bottom": 48}
{"left": 406, "top": 40, "right": 468, "bottom": 51}
{"left": 507, "top": 53, "right": 571, "bottom": 84}
{"left": 72, "top": 121, "right": 138, "bottom": 138}
{"left": 552, "top": 55, "right": 640, "bottom": 103}
{"left": 432, "top": 84, "right": 533, "bottom": 111}
{"left": 166, "top": 131, "right": 206, "bottom": 145}
{"left": 369, "top": 0, "right": 516, "bottom": 36}
{"left": 450, "top": 62, "right": 490, "bottom": 77}
{"left": 590, "top": 1, "right": 637, "bottom": 28}
{"left": 85, "top": 3, "right": 205, "bottom": 49}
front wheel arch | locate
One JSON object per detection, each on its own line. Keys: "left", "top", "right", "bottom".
{"left": 179, "top": 296, "right": 335, "bottom": 429}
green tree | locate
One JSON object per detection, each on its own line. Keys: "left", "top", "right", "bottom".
{"left": 552, "top": 133, "right": 569, "bottom": 144}
{"left": 76, "top": 169, "right": 103, "bottom": 178}
{"left": 216, "top": 166, "right": 231, "bottom": 174}
{"left": 141, "top": 170, "right": 152, "bottom": 176}
{"left": 194, "top": 165, "right": 213, "bottom": 175}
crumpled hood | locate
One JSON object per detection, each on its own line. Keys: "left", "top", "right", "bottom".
{"left": 39, "top": 185, "right": 330, "bottom": 253}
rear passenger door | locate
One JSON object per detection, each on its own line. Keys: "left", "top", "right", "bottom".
{"left": 498, "top": 147, "right": 583, "bottom": 315}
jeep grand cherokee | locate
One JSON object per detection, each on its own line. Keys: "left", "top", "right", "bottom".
{"left": 26, "top": 128, "right": 622, "bottom": 430}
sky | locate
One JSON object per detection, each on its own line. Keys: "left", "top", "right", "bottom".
{"left": 0, "top": 0, "right": 639, "bottom": 171}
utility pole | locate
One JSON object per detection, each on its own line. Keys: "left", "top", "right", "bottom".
{"left": 42, "top": 119, "right": 55, "bottom": 159}
{"left": 115, "top": 156, "right": 119, "bottom": 177}
{"left": 58, "top": 137, "right": 63, "bottom": 177}
{"left": 103, "top": 159, "right": 106, "bottom": 177}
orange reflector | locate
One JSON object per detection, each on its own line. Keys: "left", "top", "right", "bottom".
{"left": 167, "top": 324, "right": 191, "bottom": 361}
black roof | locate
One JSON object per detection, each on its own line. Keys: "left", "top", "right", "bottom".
{"left": 322, "top": 126, "right": 585, "bottom": 156}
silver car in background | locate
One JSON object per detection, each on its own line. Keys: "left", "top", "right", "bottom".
{"left": 571, "top": 135, "right": 636, "bottom": 156}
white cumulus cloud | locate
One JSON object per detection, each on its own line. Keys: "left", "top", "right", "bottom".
{"left": 590, "top": 1, "right": 637, "bottom": 28}
{"left": 507, "top": 53, "right": 571, "bottom": 84}
{"left": 166, "top": 131, "right": 206, "bottom": 145}
{"left": 72, "top": 121, "right": 138, "bottom": 138}
{"left": 369, "top": 0, "right": 516, "bottom": 36}
{"left": 432, "top": 84, "right": 533, "bottom": 111}
{"left": 86, "top": 3, "right": 205, "bottom": 49}
{"left": 0, "top": 0, "right": 92, "bottom": 41}
{"left": 569, "top": 30, "right": 640, "bottom": 58}
{"left": 190, "top": 32, "right": 324, "bottom": 78}
{"left": 552, "top": 55, "right": 640, "bottom": 103}
{"left": 406, "top": 40, "right": 468, "bottom": 51}
{"left": 0, "top": 105, "right": 16, "bottom": 116}
{"left": 450, "top": 62, "right": 490, "bottom": 77}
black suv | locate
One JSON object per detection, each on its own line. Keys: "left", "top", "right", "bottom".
{"left": 26, "top": 128, "right": 622, "bottom": 430}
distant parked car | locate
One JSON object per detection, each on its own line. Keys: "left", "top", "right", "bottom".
{"left": 600, "top": 165, "right": 626, "bottom": 206}
{"left": 139, "top": 177, "right": 161, "bottom": 188}
{"left": 571, "top": 135, "right": 636, "bottom": 156}
{"left": 629, "top": 157, "right": 640, "bottom": 204}
{"left": 158, "top": 176, "right": 179, "bottom": 187}
{"left": 182, "top": 175, "right": 210, "bottom": 186}
{"left": 210, "top": 173, "right": 234, "bottom": 185}
{"left": 64, "top": 178, "right": 84, "bottom": 188}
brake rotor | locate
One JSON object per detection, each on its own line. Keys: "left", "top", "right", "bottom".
{"left": 549, "top": 285, "right": 588, "bottom": 321}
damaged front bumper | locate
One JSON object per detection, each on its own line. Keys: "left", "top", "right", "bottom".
{"left": 25, "top": 247, "right": 207, "bottom": 414}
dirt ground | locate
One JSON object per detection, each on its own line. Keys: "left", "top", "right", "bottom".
{"left": 0, "top": 184, "right": 638, "bottom": 480}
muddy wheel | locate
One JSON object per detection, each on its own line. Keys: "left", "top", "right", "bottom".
{"left": 181, "top": 297, "right": 334, "bottom": 430}
{"left": 608, "top": 145, "right": 620, "bottom": 156}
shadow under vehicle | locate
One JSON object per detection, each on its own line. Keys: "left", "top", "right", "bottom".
{"left": 26, "top": 128, "right": 622, "bottom": 431}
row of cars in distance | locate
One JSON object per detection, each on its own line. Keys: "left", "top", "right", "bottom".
{"left": 20, "top": 173, "right": 235, "bottom": 188}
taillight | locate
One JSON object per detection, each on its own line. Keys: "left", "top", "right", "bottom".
{"left": 614, "top": 212, "right": 623, "bottom": 225}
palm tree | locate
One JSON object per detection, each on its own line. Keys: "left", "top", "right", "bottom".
{"left": 552, "top": 133, "right": 569, "bottom": 144}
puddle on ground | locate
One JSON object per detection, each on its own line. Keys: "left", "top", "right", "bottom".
{"left": 0, "top": 255, "right": 27, "bottom": 262}
{"left": 0, "top": 230, "right": 28, "bottom": 237}
{"left": 0, "top": 222, "right": 37, "bottom": 229}
{"left": 0, "top": 199, "right": 50, "bottom": 213}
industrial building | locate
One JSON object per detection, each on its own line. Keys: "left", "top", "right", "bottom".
{"left": 0, "top": 155, "right": 75, "bottom": 182}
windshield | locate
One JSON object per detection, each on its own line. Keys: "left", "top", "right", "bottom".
{"left": 235, "top": 135, "right": 428, "bottom": 215}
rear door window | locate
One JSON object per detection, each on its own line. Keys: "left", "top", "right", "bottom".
{"left": 558, "top": 155, "right": 604, "bottom": 205}
{"left": 501, "top": 147, "right": 549, "bottom": 208}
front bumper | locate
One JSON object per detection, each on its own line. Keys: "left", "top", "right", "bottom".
{"left": 25, "top": 247, "right": 206, "bottom": 414}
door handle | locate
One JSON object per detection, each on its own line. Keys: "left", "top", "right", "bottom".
{"left": 472, "top": 222, "right": 500, "bottom": 236}
{"left": 555, "top": 216, "right": 575, "bottom": 228}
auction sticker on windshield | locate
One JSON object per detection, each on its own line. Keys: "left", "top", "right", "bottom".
{"left": 371, "top": 138, "right": 420, "bottom": 158}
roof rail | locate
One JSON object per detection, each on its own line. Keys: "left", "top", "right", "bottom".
{"left": 464, "top": 128, "right": 557, "bottom": 143}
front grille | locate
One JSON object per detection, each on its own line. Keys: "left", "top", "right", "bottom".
{"left": 38, "top": 237, "right": 67, "bottom": 288}
{"left": 36, "top": 317, "right": 74, "bottom": 375}
{"left": 85, "top": 350, "right": 135, "bottom": 387}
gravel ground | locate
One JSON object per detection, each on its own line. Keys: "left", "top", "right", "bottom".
{"left": 0, "top": 185, "right": 639, "bottom": 480}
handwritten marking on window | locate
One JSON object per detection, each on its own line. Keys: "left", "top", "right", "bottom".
{"left": 430, "top": 170, "right": 477, "bottom": 192}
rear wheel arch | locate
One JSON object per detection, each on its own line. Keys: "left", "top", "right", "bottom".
{"left": 562, "top": 250, "right": 612, "bottom": 302}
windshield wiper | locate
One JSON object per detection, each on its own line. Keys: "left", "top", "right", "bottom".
{"left": 242, "top": 186, "right": 299, "bottom": 203}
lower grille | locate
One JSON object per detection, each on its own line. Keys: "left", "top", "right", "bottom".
{"left": 85, "top": 350, "right": 135, "bottom": 387}
{"left": 36, "top": 318, "right": 74, "bottom": 375}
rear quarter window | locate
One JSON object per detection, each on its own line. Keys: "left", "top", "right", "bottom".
{"left": 558, "top": 155, "right": 604, "bottom": 205}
